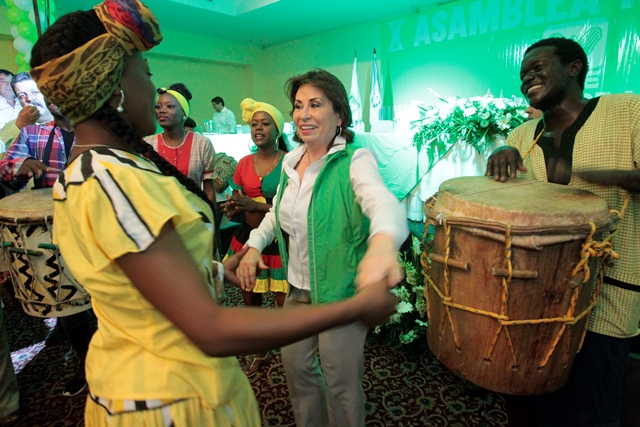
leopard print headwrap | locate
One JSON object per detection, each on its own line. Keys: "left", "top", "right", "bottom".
{"left": 30, "top": 0, "right": 162, "bottom": 125}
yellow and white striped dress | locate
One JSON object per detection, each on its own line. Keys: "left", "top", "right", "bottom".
{"left": 52, "top": 146, "right": 259, "bottom": 427}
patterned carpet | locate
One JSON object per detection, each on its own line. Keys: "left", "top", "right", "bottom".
{"left": 2, "top": 282, "right": 509, "bottom": 427}
{"left": 4, "top": 281, "right": 640, "bottom": 427}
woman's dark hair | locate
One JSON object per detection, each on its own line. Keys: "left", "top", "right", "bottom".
{"left": 157, "top": 83, "right": 192, "bottom": 106}
{"left": 277, "top": 135, "right": 288, "bottom": 152}
{"left": 30, "top": 10, "right": 214, "bottom": 211}
{"left": 525, "top": 37, "right": 588, "bottom": 90}
{"left": 285, "top": 69, "right": 354, "bottom": 143}
{"left": 184, "top": 117, "right": 197, "bottom": 129}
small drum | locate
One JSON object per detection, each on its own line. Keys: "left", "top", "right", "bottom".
{"left": 424, "top": 177, "right": 617, "bottom": 395}
{"left": 0, "top": 188, "right": 90, "bottom": 317}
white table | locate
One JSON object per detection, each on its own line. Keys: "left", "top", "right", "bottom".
{"left": 203, "top": 133, "right": 255, "bottom": 162}
{"left": 204, "top": 131, "right": 496, "bottom": 221}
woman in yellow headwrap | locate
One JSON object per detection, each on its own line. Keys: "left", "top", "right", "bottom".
{"left": 145, "top": 83, "right": 216, "bottom": 202}
{"left": 29, "top": 0, "right": 396, "bottom": 426}
{"left": 222, "top": 98, "right": 288, "bottom": 377}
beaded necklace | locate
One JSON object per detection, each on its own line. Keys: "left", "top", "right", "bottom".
{"left": 159, "top": 132, "right": 187, "bottom": 167}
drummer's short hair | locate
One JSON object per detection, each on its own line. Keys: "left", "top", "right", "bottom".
{"left": 525, "top": 37, "right": 588, "bottom": 90}
{"left": 10, "top": 72, "right": 34, "bottom": 92}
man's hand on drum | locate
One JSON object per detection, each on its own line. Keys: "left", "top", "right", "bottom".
{"left": 355, "top": 234, "right": 404, "bottom": 290}
{"left": 236, "top": 246, "right": 268, "bottom": 292}
{"left": 15, "top": 158, "right": 54, "bottom": 179}
{"left": 575, "top": 169, "right": 640, "bottom": 193}
{"left": 485, "top": 146, "right": 527, "bottom": 181}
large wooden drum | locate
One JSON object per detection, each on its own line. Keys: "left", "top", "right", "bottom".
{"left": 424, "top": 177, "right": 618, "bottom": 395}
{"left": 0, "top": 188, "right": 91, "bottom": 317}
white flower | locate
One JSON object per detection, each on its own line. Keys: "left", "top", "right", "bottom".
{"left": 396, "top": 301, "right": 414, "bottom": 314}
{"left": 496, "top": 113, "right": 512, "bottom": 130}
{"left": 494, "top": 99, "right": 506, "bottom": 109}
{"left": 391, "top": 286, "right": 410, "bottom": 301}
{"left": 438, "top": 103, "right": 453, "bottom": 120}
{"left": 479, "top": 111, "right": 490, "bottom": 120}
{"left": 463, "top": 106, "right": 477, "bottom": 117}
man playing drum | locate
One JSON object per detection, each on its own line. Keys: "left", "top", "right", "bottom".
{"left": 2, "top": 73, "right": 74, "bottom": 191}
{"left": 486, "top": 37, "right": 640, "bottom": 427}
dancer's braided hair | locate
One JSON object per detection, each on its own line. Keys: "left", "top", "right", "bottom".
{"left": 30, "top": 9, "right": 214, "bottom": 211}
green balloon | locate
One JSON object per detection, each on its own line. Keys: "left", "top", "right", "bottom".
{"left": 17, "top": 21, "right": 37, "bottom": 42}
{"left": 17, "top": 64, "right": 30, "bottom": 73}
{"left": 5, "top": 0, "right": 16, "bottom": 7}
{"left": 15, "top": 53, "right": 27, "bottom": 67}
{"left": 6, "top": 7, "right": 27, "bottom": 25}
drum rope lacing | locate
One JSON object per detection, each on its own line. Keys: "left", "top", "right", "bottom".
{"left": 0, "top": 215, "right": 91, "bottom": 315}
{"left": 422, "top": 195, "right": 626, "bottom": 370}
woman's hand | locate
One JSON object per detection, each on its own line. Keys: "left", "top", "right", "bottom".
{"left": 228, "top": 190, "right": 259, "bottom": 213}
{"left": 237, "top": 246, "right": 268, "bottom": 292}
{"left": 222, "top": 245, "right": 250, "bottom": 287}
{"left": 220, "top": 200, "right": 238, "bottom": 219}
{"left": 353, "top": 278, "right": 397, "bottom": 328}
{"left": 355, "top": 234, "right": 403, "bottom": 290}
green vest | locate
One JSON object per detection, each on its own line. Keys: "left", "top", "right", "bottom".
{"left": 275, "top": 145, "right": 370, "bottom": 304}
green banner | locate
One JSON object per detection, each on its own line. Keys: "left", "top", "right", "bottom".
{"left": 381, "top": 0, "right": 640, "bottom": 109}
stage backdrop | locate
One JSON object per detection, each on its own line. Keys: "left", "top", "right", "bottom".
{"left": 381, "top": 0, "right": 640, "bottom": 114}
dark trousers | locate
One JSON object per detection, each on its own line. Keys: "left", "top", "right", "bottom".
{"left": 505, "top": 331, "right": 633, "bottom": 427}
{"left": 59, "top": 309, "right": 96, "bottom": 365}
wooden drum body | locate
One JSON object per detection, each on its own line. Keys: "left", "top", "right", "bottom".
{"left": 0, "top": 188, "right": 90, "bottom": 317}
{"left": 425, "top": 177, "right": 617, "bottom": 395}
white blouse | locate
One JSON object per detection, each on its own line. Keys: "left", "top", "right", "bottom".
{"left": 246, "top": 136, "right": 408, "bottom": 291}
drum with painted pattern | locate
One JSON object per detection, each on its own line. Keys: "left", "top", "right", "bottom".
{"left": 0, "top": 188, "right": 90, "bottom": 317}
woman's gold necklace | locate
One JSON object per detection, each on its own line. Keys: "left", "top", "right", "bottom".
{"left": 254, "top": 150, "right": 281, "bottom": 181}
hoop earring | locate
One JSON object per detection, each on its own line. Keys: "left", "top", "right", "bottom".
{"left": 116, "top": 90, "right": 125, "bottom": 113}
{"left": 336, "top": 126, "right": 342, "bottom": 136}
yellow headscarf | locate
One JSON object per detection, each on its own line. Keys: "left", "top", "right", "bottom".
{"left": 240, "top": 98, "right": 285, "bottom": 136}
{"left": 158, "top": 88, "right": 190, "bottom": 118}
{"left": 30, "top": 0, "right": 162, "bottom": 125}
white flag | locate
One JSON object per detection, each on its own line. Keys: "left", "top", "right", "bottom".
{"left": 348, "top": 53, "right": 362, "bottom": 124}
{"left": 369, "top": 49, "right": 382, "bottom": 124}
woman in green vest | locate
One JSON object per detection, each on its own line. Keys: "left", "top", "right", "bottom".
{"left": 238, "top": 69, "right": 409, "bottom": 427}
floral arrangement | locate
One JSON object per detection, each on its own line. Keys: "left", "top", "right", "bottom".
{"left": 371, "top": 236, "right": 428, "bottom": 347}
{"left": 412, "top": 92, "right": 528, "bottom": 154}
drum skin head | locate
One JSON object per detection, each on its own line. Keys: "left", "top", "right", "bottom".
{"left": 435, "top": 177, "right": 610, "bottom": 228}
{"left": 0, "top": 188, "right": 54, "bottom": 221}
